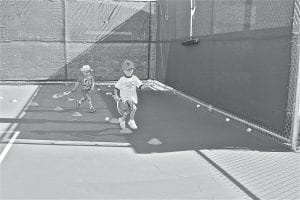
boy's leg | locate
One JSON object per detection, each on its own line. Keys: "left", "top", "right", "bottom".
{"left": 77, "top": 90, "right": 87, "bottom": 108}
{"left": 77, "top": 99, "right": 85, "bottom": 109}
{"left": 128, "top": 102, "right": 137, "bottom": 121}
{"left": 119, "top": 114, "right": 127, "bottom": 129}
{"left": 118, "top": 100, "right": 132, "bottom": 129}
{"left": 86, "top": 91, "right": 96, "bottom": 112}
{"left": 127, "top": 101, "right": 138, "bottom": 129}
{"left": 79, "top": 90, "right": 88, "bottom": 103}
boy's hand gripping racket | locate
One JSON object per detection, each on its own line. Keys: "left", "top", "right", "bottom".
{"left": 52, "top": 91, "right": 71, "bottom": 99}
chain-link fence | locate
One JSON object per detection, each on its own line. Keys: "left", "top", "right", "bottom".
{"left": 156, "top": 0, "right": 299, "bottom": 151}
{"left": 288, "top": 0, "right": 300, "bottom": 150}
{"left": 0, "top": 0, "right": 156, "bottom": 81}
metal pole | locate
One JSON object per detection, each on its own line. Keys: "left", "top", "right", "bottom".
{"left": 156, "top": 1, "right": 160, "bottom": 81}
{"left": 243, "top": 0, "right": 253, "bottom": 31}
{"left": 291, "top": 36, "right": 300, "bottom": 151}
{"left": 147, "top": 2, "right": 152, "bottom": 80}
{"left": 210, "top": 0, "right": 214, "bottom": 35}
{"left": 190, "top": 0, "right": 195, "bottom": 38}
{"left": 291, "top": 45, "right": 300, "bottom": 151}
{"left": 63, "top": 0, "right": 68, "bottom": 80}
{"left": 291, "top": 0, "right": 300, "bottom": 151}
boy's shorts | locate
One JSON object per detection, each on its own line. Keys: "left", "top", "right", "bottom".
{"left": 126, "top": 99, "right": 136, "bottom": 105}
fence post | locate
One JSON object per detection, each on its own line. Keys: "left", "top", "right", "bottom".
{"left": 63, "top": 0, "right": 68, "bottom": 81}
{"left": 147, "top": 1, "right": 152, "bottom": 80}
{"left": 291, "top": 0, "right": 300, "bottom": 151}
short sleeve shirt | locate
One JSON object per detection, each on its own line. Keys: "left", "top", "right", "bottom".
{"left": 115, "top": 75, "right": 143, "bottom": 104}
{"left": 77, "top": 74, "right": 94, "bottom": 90}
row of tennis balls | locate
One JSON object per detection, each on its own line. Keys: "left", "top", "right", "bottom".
{"left": 195, "top": 104, "right": 252, "bottom": 133}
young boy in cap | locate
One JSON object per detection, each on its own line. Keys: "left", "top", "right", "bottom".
{"left": 114, "top": 59, "right": 149, "bottom": 129}
{"left": 71, "top": 65, "right": 96, "bottom": 113}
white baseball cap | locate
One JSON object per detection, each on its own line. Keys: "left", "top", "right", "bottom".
{"left": 80, "top": 65, "right": 93, "bottom": 72}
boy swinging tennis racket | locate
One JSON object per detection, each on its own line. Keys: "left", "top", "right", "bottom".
{"left": 114, "top": 59, "right": 149, "bottom": 129}
{"left": 71, "top": 65, "right": 96, "bottom": 113}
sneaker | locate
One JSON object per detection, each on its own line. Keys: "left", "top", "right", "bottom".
{"left": 89, "top": 107, "right": 96, "bottom": 113}
{"left": 128, "top": 120, "right": 138, "bottom": 129}
{"left": 119, "top": 118, "right": 126, "bottom": 129}
{"left": 76, "top": 100, "right": 81, "bottom": 109}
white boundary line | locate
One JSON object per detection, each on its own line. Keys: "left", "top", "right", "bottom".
{"left": 0, "top": 86, "right": 40, "bottom": 165}
{"left": 1, "top": 85, "right": 39, "bottom": 140}
{"left": 0, "top": 85, "right": 39, "bottom": 139}
{"left": 3, "top": 139, "right": 131, "bottom": 147}
{"left": 1, "top": 123, "right": 19, "bottom": 140}
{"left": 23, "top": 86, "right": 41, "bottom": 111}
{"left": 0, "top": 131, "right": 20, "bottom": 164}
{"left": 2, "top": 111, "right": 26, "bottom": 142}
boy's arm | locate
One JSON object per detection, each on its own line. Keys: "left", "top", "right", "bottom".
{"left": 113, "top": 88, "right": 121, "bottom": 101}
{"left": 114, "top": 78, "right": 122, "bottom": 100}
{"left": 91, "top": 77, "right": 95, "bottom": 90}
{"left": 136, "top": 76, "right": 149, "bottom": 90}
{"left": 139, "top": 83, "right": 149, "bottom": 90}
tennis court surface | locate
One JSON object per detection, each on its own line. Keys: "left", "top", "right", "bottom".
{"left": 1, "top": 83, "right": 290, "bottom": 151}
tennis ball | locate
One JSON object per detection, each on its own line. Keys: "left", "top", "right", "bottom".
{"left": 196, "top": 104, "right": 200, "bottom": 108}
{"left": 246, "top": 128, "right": 252, "bottom": 132}
{"left": 105, "top": 117, "right": 110, "bottom": 122}
{"left": 226, "top": 118, "right": 230, "bottom": 122}
{"left": 9, "top": 99, "right": 17, "bottom": 103}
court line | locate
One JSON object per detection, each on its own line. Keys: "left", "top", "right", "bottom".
{"left": 2, "top": 111, "right": 26, "bottom": 141}
{"left": 2, "top": 139, "right": 131, "bottom": 147}
{"left": 0, "top": 85, "right": 40, "bottom": 140}
{"left": 0, "top": 86, "right": 40, "bottom": 164}
{"left": 0, "top": 131, "right": 20, "bottom": 165}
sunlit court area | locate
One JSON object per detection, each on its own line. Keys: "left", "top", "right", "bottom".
{"left": 1, "top": 0, "right": 300, "bottom": 199}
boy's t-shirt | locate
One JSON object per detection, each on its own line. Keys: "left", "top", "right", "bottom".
{"left": 77, "top": 74, "right": 94, "bottom": 90}
{"left": 115, "top": 75, "right": 143, "bottom": 104}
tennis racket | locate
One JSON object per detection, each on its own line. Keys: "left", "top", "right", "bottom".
{"left": 52, "top": 91, "right": 71, "bottom": 99}
{"left": 113, "top": 95, "right": 132, "bottom": 115}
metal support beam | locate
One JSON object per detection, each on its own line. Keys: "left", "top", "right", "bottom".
{"left": 291, "top": 0, "right": 300, "bottom": 151}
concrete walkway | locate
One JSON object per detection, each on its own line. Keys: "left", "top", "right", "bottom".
{"left": 1, "top": 144, "right": 251, "bottom": 199}
{"left": 201, "top": 150, "right": 300, "bottom": 200}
